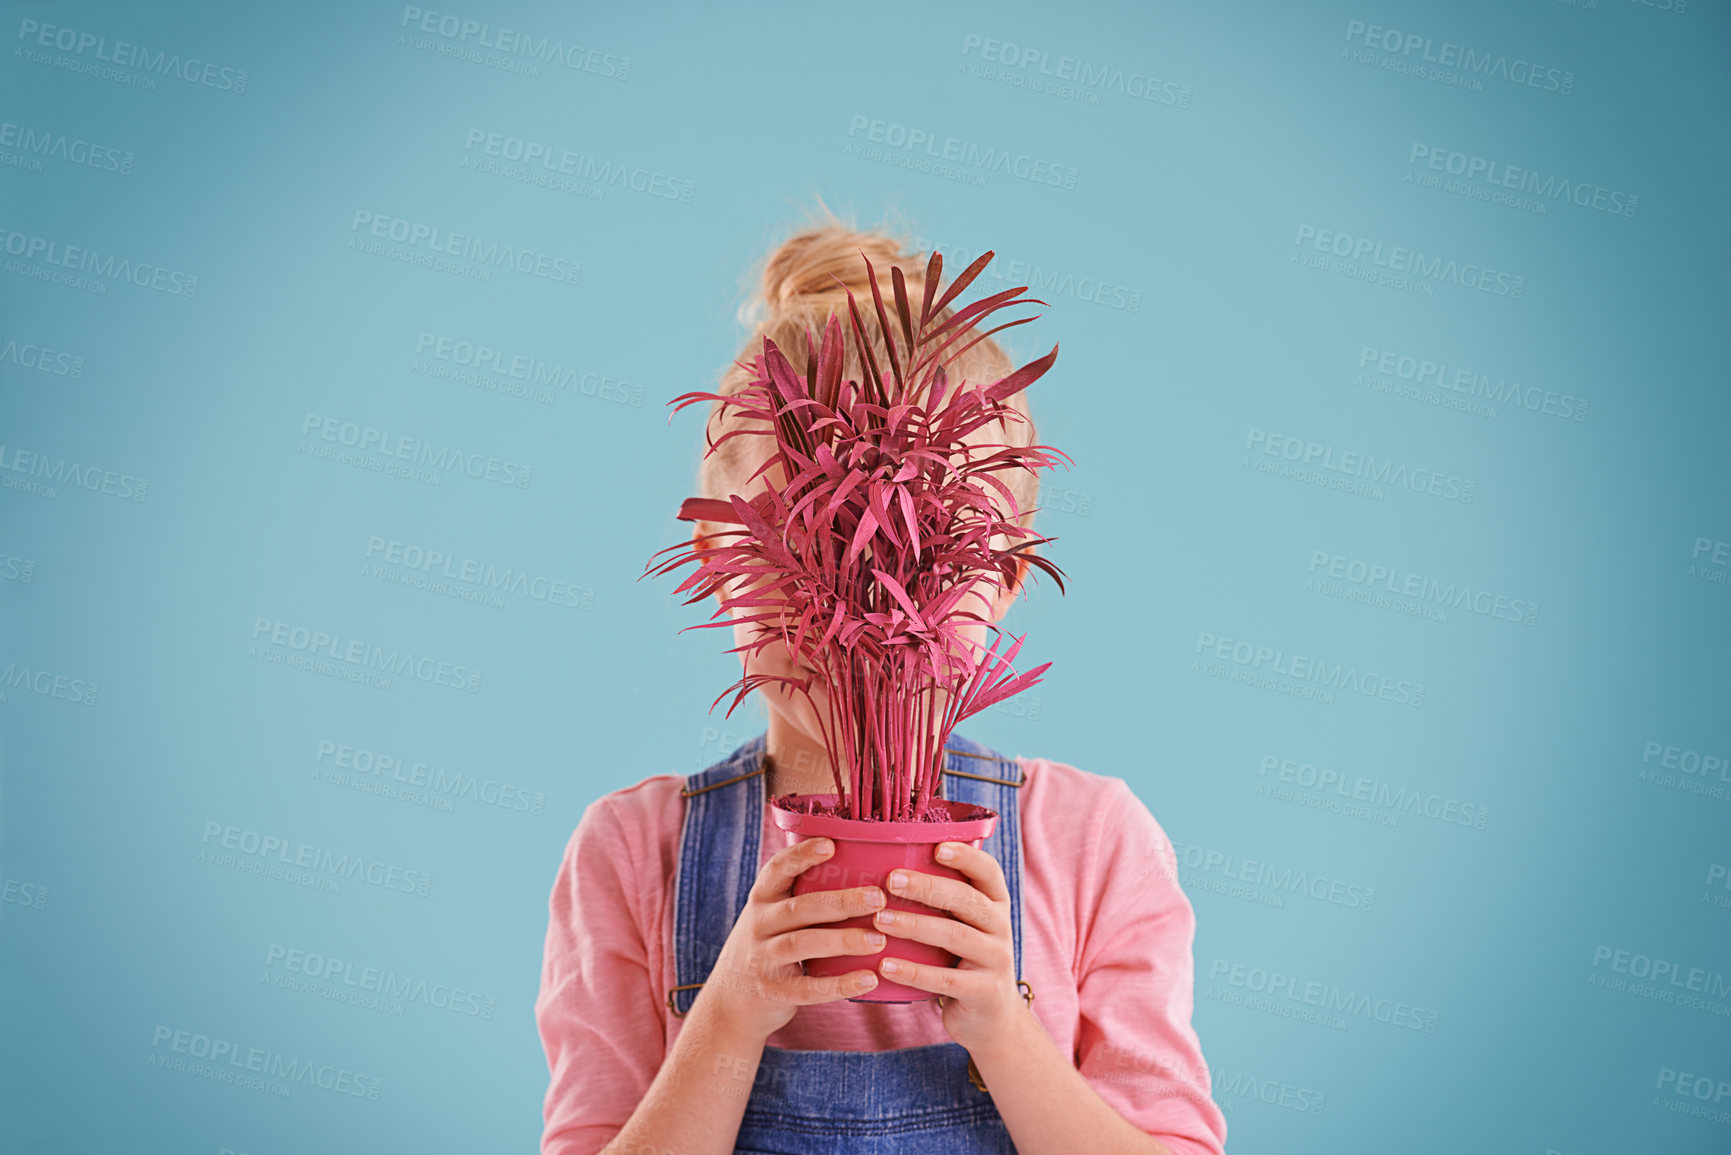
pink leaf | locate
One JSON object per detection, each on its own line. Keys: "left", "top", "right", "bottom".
{"left": 648, "top": 241, "right": 1065, "bottom": 820}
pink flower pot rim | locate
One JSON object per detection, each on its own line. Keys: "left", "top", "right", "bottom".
{"left": 770, "top": 791, "right": 998, "bottom": 843}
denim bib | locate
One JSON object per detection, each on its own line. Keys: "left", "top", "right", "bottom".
{"left": 670, "top": 732, "right": 1026, "bottom": 1154}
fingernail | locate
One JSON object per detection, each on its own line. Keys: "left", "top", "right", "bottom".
{"left": 881, "top": 959, "right": 901, "bottom": 974}
{"left": 876, "top": 910, "right": 897, "bottom": 925}
{"left": 889, "top": 871, "right": 908, "bottom": 891}
{"left": 857, "top": 972, "right": 878, "bottom": 990}
{"left": 865, "top": 889, "right": 885, "bottom": 908}
{"left": 935, "top": 844, "right": 956, "bottom": 862}
{"left": 865, "top": 932, "right": 885, "bottom": 947}
{"left": 813, "top": 839, "right": 833, "bottom": 855}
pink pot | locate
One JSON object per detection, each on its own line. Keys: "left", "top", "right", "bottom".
{"left": 769, "top": 792, "right": 998, "bottom": 1003}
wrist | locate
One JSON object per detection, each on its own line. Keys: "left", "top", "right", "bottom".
{"left": 687, "top": 983, "right": 777, "bottom": 1049}
{"left": 965, "top": 992, "right": 1041, "bottom": 1065}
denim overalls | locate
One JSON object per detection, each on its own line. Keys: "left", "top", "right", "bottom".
{"left": 669, "top": 732, "right": 1027, "bottom": 1155}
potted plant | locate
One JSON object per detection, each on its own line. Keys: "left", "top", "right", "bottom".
{"left": 646, "top": 247, "right": 1067, "bottom": 1001}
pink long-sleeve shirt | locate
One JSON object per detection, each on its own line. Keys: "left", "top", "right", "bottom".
{"left": 536, "top": 753, "right": 1228, "bottom": 1155}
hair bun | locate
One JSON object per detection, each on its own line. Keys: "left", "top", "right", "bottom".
{"left": 757, "top": 223, "right": 928, "bottom": 323}
{"left": 706, "top": 209, "right": 1040, "bottom": 530}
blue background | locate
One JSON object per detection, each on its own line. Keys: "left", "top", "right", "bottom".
{"left": 3, "top": 1, "right": 1728, "bottom": 1152}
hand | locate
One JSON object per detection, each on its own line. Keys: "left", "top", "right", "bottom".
{"left": 700, "top": 836, "right": 888, "bottom": 1042}
{"left": 871, "top": 841, "right": 1027, "bottom": 1051}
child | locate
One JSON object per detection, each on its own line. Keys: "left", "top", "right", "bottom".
{"left": 536, "top": 213, "right": 1228, "bottom": 1155}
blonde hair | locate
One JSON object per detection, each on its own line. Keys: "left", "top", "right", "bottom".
{"left": 696, "top": 204, "right": 1043, "bottom": 540}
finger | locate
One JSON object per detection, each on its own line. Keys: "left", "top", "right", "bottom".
{"left": 767, "top": 884, "right": 887, "bottom": 935}
{"left": 933, "top": 841, "right": 1010, "bottom": 904}
{"left": 766, "top": 924, "right": 887, "bottom": 966}
{"left": 792, "top": 969, "right": 879, "bottom": 1005}
{"left": 877, "top": 956, "right": 995, "bottom": 999}
{"left": 872, "top": 906, "right": 1006, "bottom": 968}
{"left": 750, "top": 837, "right": 836, "bottom": 903}
{"left": 885, "top": 868, "right": 1005, "bottom": 933}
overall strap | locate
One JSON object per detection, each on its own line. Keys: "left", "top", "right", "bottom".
{"left": 668, "top": 735, "right": 768, "bottom": 1017}
{"left": 937, "top": 733, "right": 1027, "bottom": 981}
{"left": 667, "top": 732, "right": 1028, "bottom": 1018}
